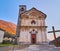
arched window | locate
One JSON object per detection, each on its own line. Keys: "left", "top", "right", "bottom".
{"left": 20, "top": 8, "right": 24, "bottom": 11}
{"left": 31, "top": 20, "right": 36, "bottom": 24}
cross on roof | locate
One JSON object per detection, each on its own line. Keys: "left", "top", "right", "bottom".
{"left": 48, "top": 26, "right": 60, "bottom": 47}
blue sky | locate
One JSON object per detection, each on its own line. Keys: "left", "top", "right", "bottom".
{"left": 0, "top": 0, "right": 60, "bottom": 40}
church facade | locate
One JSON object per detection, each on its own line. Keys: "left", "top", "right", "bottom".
{"left": 16, "top": 5, "right": 47, "bottom": 44}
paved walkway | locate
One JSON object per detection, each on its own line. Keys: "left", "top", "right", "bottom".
{"left": 10, "top": 44, "right": 60, "bottom": 51}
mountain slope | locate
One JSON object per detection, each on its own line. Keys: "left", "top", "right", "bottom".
{"left": 0, "top": 20, "right": 16, "bottom": 35}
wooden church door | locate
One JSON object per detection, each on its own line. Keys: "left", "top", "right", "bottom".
{"left": 31, "top": 34, "right": 36, "bottom": 44}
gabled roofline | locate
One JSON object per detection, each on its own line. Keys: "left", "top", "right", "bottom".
{"left": 28, "top": 7, "right": 47, "bottom": 18}
{"left": 21, "top": 7, "right": 47, "bottom": 19}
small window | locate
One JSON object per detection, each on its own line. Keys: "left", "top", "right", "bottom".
{"left": 31, "top": 20, "right": 36, "bottom": 24}
{"left": 21, "top": 8, "right": 24, "bottom": 11}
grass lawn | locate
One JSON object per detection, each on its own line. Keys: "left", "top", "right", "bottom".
{"left": 0, "top": 44, "right": 17, "bottom": 47}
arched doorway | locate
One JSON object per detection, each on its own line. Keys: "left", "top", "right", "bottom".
{"left": 31, "top": 34, "right": 36, "bottom": 44}
{"left": 29, "top": 29, "right": 38, "bottom": 44}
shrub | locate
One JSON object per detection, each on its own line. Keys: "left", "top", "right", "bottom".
{"left": 2, "top": 40, "right": 10, "bottom": 44}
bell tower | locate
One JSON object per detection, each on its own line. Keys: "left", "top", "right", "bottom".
{"left": 16, "top": 5, "right": 26, "bottom": 44}
{"left": 19, "top": 5, "right": 26, "bottom": 14}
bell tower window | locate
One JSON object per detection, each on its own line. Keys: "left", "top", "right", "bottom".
{"left": 19, "top": 5, "right": 26, "bottom": 14}
{"left": 21, "top": 8, "right": 24, "bottom": 11}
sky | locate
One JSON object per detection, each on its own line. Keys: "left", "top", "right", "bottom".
{"left": 0, "top": 0, "right": 60, "bottom": 41}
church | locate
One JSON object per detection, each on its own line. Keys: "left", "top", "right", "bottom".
{"left": 16, "top": 5, "right": 47, "bottom": 44}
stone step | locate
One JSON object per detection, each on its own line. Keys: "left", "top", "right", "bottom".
{"left": 10, "top": 44, "right": 60, "bottom": 51}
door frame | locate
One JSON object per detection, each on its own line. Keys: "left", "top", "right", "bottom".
{"left": 31, "top": 34, "right": 36, "bottom": 44}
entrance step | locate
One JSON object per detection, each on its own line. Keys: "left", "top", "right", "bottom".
{"left": 10, "top": 44, "right": 60, "bottom": 51}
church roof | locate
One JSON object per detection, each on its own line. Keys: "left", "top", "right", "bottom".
{"left": 29, "top": 7, "right": 46, "bottom": 15}
{"left": 21, "top": 7, "right": 47, "bottom": 19}
{"left": 0, "top": 28, "right": 5, "bottom": 31}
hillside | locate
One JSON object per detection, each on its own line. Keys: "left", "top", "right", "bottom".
{"left": 0, "top": 20, "right": 16, "bottom": 35}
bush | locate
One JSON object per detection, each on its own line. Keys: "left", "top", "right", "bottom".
{"left": 4, "top": 31, "right": 14, "bottom": 38}
{"left": 2, "top": 40, "right": 10, "bottom": 44}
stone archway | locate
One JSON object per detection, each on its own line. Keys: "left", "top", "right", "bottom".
{"left": 29, "top": 29, "right": 38, "bottom": 44}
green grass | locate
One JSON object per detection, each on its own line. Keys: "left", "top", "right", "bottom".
{"left": 0, "top": 44, "right": 17, "bottom": 47}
